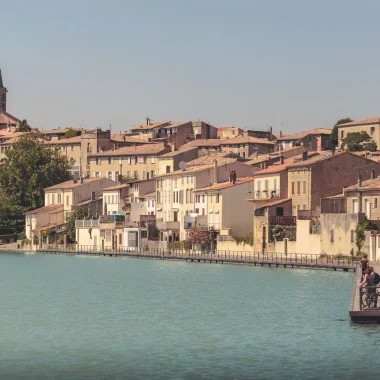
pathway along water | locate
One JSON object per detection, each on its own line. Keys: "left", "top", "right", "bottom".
{"left": 0, "top": 251, "right": 379, "bottom": 379}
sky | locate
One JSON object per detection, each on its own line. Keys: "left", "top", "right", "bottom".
{"left": 2, "top": 0, "right": 380, "bottom": 134}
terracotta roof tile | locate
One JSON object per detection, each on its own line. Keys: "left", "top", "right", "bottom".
{"left": 45, "top": 178, "right": 115, "bottom": 191}
{"left": 248, "top": 198, "right": 292, "bottom": 208}
{"left": 0, "top": 111, "right": 20, "bottom": 125}
{"left": 345, "top": 176, "right": 380, "bottom": 191}
{"left": 102, "top": 184, "right": 129, "bottom": 191}
{"left": 193, "top": 177, "right": 254, "bottom": 192}
{"left": 130, "top": 120, "right": 171, "bottom": 131}
{"left": 276, "top": 128, "right": 332, "bottom": 141}
{"left": 25, "top": 204, "right": 63, "bottom": 215}
{"left": 338, "top": 117, "right": 380, "bottom": 127}
{"left": 111, "top": 134, "right": 150, "bottom": 144}
{"left": 253, "top": 163, "right": 289, "bottom": 175}
{"left": 45, "top": 136, "right": 82, "bottom": 145}
{"left": 159, "top": 145, "right": 198, "bottom": 157}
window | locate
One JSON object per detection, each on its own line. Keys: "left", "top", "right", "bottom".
{"left": 118, "top": 157, "right": 122, "bottom": 164}
{"left": 134, "top": 171, "right": 138, "bottom": 179}
{"left": 52, "top": 194, "right": 55, "bottom": 204}
{"left": 108, "top": 157, "right": 113, "bottom": 164}
{"left": 202, "top": 195, "right": 205, "bottom": 203}
{"left": 371, "top": 127, "right": 375, "bottom": 136}
{"left": 96, "top": 158, "right": 101, "bottom": 166}
{"left": 257, "top": 181, "right": 261, "bottom": 192}
{"left": 58, "top": 194, "right": 61, "bottom": 204}
{"left": 265, "top": 180, "right": 269, "bottom": 191}
{"left": 119, "top": 234, "right": 122, "bottom": 245}
{"left": 330, "top": 229, "right": 334, "bottom": 243}
{"left": 111, "top": 195, "right": 114, "bottom": 204}
{"left": 216, "top": 194, "right": 220, "bottom": 203}
{"left": 297, "top": 181, "right": 300, "bottom": 194}
{"left": 375, "top": 198, "right": 378, "bottom": 208}
{"left": 341, "top": 131, "right": 344, "bottom": 139}
{"left": 95, "top": 172, "right": 100, "bottom": 178}
{"left": 291, "top": 181, "right": 295, "bottom": 195}
{"left": 186, "top": 189, "right": 189, "bottom": 203}
{"left": 274, "top": 179, "right": 277, "bottom": 191}
{"left": 66, "top": 196, "right": 69, "bottom": 206}
{"left": 190, "top": 189, "right": 193, "bottom": 203}
{"left": 303, "top": 181, "right": 306, "bottom": 194}
{"left": 71, "top": 145, "right": 74, "bottom": 151}
{"left": 202, "top": 208, "right": 205, "bottom": 215}
{"left": 351, "top": 230, "right": 355, "bottom": 243}
{"left": 151, "top": 156, "right": 155, "bottom": 163}
{"left": 195, "top": 208, "right": 199, "bottom": 214}
{"left": 210, "top": 195, "right": 213, "bottom": 203}
{"left": 115, "top": 171, "right": 119, "bottom": 181}
{"left": 303, "top": 204, "right": 306, "bottom": 210}
{"left": 108, "top": 172, "right": 113, "bottom": 180}
{"left": 242, "top": 152, "right": 246, "bottom": 158}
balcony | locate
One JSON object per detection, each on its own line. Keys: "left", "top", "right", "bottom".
{"left": 255, "top": 189, "right": 279, "bottom": 199}
{"left": 269, "top": 215, "right": 297, "bottom": 226}
{"left": 157, "top": 220, "right": 180, "bottom": 230}
{"left": 184, "top": 215, "right": 208, "bottom": 229}
{"left": 75, "top": 219, "right": 100, "bottom": 228}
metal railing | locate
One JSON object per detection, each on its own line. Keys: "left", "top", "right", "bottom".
{"left": 75, "top": 220, "right": 100, "bottom": 228}
{"left": 255, "top": 190, "right": 280, "bottom": 199}
{"left": 359, "top": 286, "right": 380, "bottom": 310}
{"left": 38, "top": 244, "right": 358, "bottom": 267}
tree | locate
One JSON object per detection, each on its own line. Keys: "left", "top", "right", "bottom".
{"left": 187, "top": 226, "right": 213, "bottom": 246}
{"left": 65, "top": 205, "right": 92, "bottom": 243}
{"left": 16, "top": 119, "right": 32, "bottom": 133}
{"left": 63, "top": 128, "right": 78, "bottom": 139}
{"left": 355, "top": 218, "right": 377, "bottom": 253}
{"left": 0, "top": 134, "right": 72, "bottom": 233}
{"left": 340, "top": 131, "right": 377, "bottom": 152}
{"left": 122, "top": 174, "right": 139, "bottom": 184}
{"left": 331, "top": 118, "right": 353, "bottom": 147}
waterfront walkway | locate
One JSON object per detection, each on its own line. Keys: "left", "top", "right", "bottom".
{"left": 36, "top": 245, "right": 356, "bottom": 272}
{"left": 350, "top": 263, "right": 380, "bottom": 324}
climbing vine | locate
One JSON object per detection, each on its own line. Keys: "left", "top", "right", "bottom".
{"left": 355, "top": 218, "right": 378, "bottom": 253}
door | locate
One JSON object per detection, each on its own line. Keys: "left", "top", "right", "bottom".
{"left": 128, "top": 231, "right": 138, "bottom": 247}
{"left": 173, "top": 211, "right": 178, "bottom": 222}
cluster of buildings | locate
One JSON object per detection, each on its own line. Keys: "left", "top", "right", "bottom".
{"left": 3, "top": 70, "right": 380, "bottom": 257}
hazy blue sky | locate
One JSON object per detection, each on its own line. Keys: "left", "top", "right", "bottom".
{"left": 2, "top": 0, "right": 380, "bottom": 134}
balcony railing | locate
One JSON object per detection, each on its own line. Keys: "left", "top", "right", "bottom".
{"left": 255, "top": 190, "right": 280, "bottom": 199}
{"left": 184, "top": 215, "right": 208, "bottom": 229}
{"left": 75, "top": 219, "right": 100, "bottom": 228}
{"left": 157, "top": 221, "right": 180, "bottom": 230}
{"left": 297, "top": 210, "right": 320, "bottom": 220}
{"left": 269, "top": 215, "right": 297, "bottom": 226}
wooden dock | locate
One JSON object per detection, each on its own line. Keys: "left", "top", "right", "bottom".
{"left": 36, "top": 246, "right": 356, "bottom": 272}
{"left": 349, "top": 263, "right": 380, "bottom": 324}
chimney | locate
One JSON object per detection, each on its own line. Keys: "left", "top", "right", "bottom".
{"left": 148, "top": 138, "right": 152, "bottom": 142}
{"left": 123, "top": 135, "right": 126, "bottom": 142}
{"left": 331, "top": 148, "right": 335, "bottom": 156}
{"left": 146, "top": 118, "right": 150, "bottom": 126}
{"left": 213, "top": 159, "right": 218, "bottom": 184}
{"left": 171, "top": 144, "right": 176, "bottom": 152}
{"left": 79, "top": 177, "right": 84, "bottom": 184}
{"left": 302, "top": 151, "right": 308, "bottom": 161}
{"left": 358, "top": 174, "right": 362, "bottom": 189}
{"left": 280, "top": 155, "right": 284, "bottom": 165}
{"left": 278, "top": 144, "right": 283, "bottom": 153}
{"left": 73, "top": 178, "right": 77, "bottom": 184}
{"left": 280, "top": 131, "right": 283, "bottom": 138}
{"left": 371, "top": 168, "right": 375, "bottom": 180}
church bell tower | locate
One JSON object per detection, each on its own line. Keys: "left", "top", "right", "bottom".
{"left": 0, "top": 70, "right": 7, "bottom": 112}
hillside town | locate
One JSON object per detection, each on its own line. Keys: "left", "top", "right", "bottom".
{"left": 1, "top": 70, "right": 380, "bottom": 258}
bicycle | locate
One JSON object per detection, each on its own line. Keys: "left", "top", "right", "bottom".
{"left": 360, "top": 286, "right": 379, "bottom": 309}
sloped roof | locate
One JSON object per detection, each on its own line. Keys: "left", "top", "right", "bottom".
{"left": 187, "top": 152, "right": 241, "bottom": 166}
{"left": 162, "top": 121, "right": 191, "bottom": 129}
{"left": 193, "top": 177, "right": 254, "bottom": 192}
{"left": 337, "top": 117, "right": 380, "bottom": 127}
{"left": 111, "top": 134, "right": 150, "bottom": 144}
{"left": 102, "top": 184, "right": 129, "bottom": 191}
{"left": 159, "top": 144, "right": 198, "bottom": 158}
{"left": 345, "top": 176, "right": 380, "bottom": 191}
{"left": 0, "top": 111, "right": 20, "bottom": 125}
{"left": 276, "top": 128, "right": 332, "bottom": 141}
{"left": 253, "top": 163, "right": 289, "bottom": 176}
{"left": 45, "top": 178, "right": 114, "bottom": 190}
{"left": 25, "top": 204, "right": 63, "bottom": 215}
{"left": 130, "top": 120, "right": 171, "bottom": 131}
{"left": 248, "top": 198, "right": 292, "bottom": 208}
{"left": 89, "top": 144, "right": 169, "bottom": 157}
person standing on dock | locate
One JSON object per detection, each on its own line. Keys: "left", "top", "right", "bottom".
{"left": 360, "top": 254, "right": 369, "bottom": 278}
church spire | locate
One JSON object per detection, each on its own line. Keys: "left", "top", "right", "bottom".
{"left": 0, "top": 70, "right": 7, "bottom": 111}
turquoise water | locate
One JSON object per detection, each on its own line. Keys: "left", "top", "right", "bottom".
{"left": 0, "top": 252, "right": 378, "bottom": 379}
